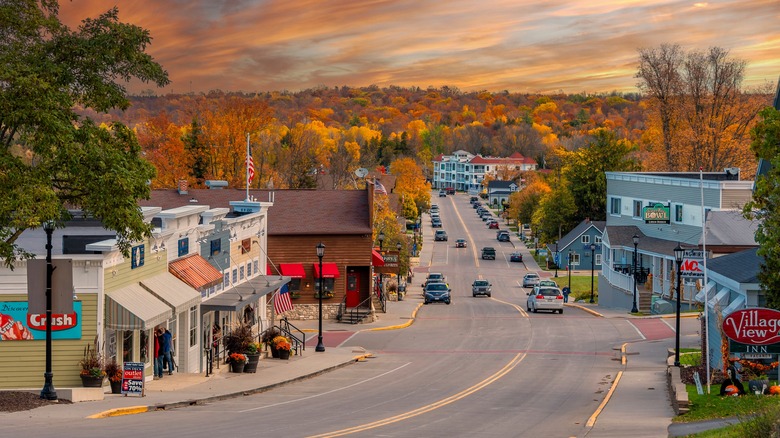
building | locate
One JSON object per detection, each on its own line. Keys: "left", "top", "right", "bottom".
{"left": 486, "top": 180, "right": 519, "bottom": 208}
{"left": 431, "top": 151, "right": 537, "bottom": 192}
{"left": 546, "top": 219, "right": 605, "bottom": 273}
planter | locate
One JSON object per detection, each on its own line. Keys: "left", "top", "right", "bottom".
{"left": 243, "top": 353, "right": 261, "bottom": 373}
{"left": 270, "top": 345, "right": 280, "bottom": 358}
{"left": 80, "top": 375, "right": 104, "bottom": 388}
{"left": 110, "top": 379, "right": 122, "bottom": 394}
{"left": 230, "top": 361, "right": 246, "bottom": 373}
{"left": 278, "top": 349, "right": 290, "bottom": 360}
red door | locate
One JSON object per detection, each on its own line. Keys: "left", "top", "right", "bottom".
{"left": 346, "top": 273, "right": 360, "bottom": 307}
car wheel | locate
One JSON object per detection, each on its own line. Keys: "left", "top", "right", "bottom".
{"left": 446, "top": 300, "right": 451, "bottom": 305}
{"left": 559, "top": 309, "right": 564, "bottom": 314}
{"left": 526, "top": 303, "right": 531, "bottom": 311}
{"left": 424, "top": 300, "right": 429, "bottom": 305}
{"left": 473, "top": 293, "right": 476, "bottom": 297}
{"left": 487, "top": 294, "right": 491, "bottom": 297}
{"left": 532, "top": 306, "right": 538, "bottom": 313}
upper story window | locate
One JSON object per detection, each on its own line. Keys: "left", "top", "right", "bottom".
{"left": 610, "top": 197, "right": 621, "bottom": 215}
{"left": 595, "top": 235, "right": 602, "bottom": 244}
{"left": 581, "top": 235, "right": 590, "bottom": 244}
{"left": 633, "top": 200, "right": 642, "bottom": 218}
{"left": 674, "top": 205, "right": 683, "bottom": 223}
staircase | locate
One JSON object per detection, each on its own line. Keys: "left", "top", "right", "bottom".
{"left": 338, "top": 307, "right": 372, "bottom": 324}
{"left": 638, "top": 290, "right": 652, "bottom": 313}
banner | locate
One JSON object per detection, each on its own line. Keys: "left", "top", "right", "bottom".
{"left": 0, "top": 301, "right": 82, "bottom": 341}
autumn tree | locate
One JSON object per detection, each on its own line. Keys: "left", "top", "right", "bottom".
{"left": 0, "top": 1, "right": 169, "bottom": 266}
{"left": 743, "top": 106, "right": 780, "bottom": 309}
{"left": 390, "top": 157, "right": 431, "bottom": 219}
{"left": 532, "top": 181, "right": 577, "bottom": 244}
{"left": 136, "top": 112, "right": 187, "bottom": 189}
{"left": 508, "top": 179, "right": 551, "bottom": 227}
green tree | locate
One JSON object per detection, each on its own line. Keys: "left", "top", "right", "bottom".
{"left": 561, "top": 129, "right": 639, "bottom": 221}
{"left": 743, "top": 107, "right": 780, "bottom": 309}
{"left": 183, "top": 118, "right": 209, "bottom": 186}
{"left": 532, "top": 181, "right": 577, "bottom": 244}
{"left": 0, "top": 1, "right": 169, "bottom": 267}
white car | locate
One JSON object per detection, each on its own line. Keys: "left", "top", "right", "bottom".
{"left": 522, "top": 273, "right": 541, "bottom": 288}
{"left": 526, "top": 286, "right": 564, "bottom": 314}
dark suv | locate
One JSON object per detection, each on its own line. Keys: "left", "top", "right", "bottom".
{"left": 481, "top": 247, "right": 496, "bottom": 260}
{"left": 434, "top": 230, "right": 448, "bottom": 241}
{"left": 497, "top": 231, "right": 510, "bottom": 242}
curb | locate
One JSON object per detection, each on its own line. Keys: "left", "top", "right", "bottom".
{"left": 367, "top": 303, "right": 422, "bottom": 331}
{"left": 566, "top": 303, "right": 603, "bottom": 317}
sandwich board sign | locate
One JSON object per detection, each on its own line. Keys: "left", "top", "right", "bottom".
{"left": 121, "top": 361, "right": 145, "bottom": 396}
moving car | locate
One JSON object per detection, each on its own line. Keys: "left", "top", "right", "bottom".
{"left": 527, "top": 286, "right": 564, "bottom": 314}
{"left": 422, "top": 272, "right": 447, "bottom": 288}
{"left": 438, "top": 190, "right": 447, "bottom": 197}
{"left": 455, "top": 239, "right": 467, "bottom": 248}
{"left": 509, "top": 252, "right": 523, "bottom": 262}
{"left": 522, "top": 273, "right": 541, "bottom": 288}
{"left": 434, "top": 230, "right": 448, "bottom": 241}
{"left": 471, "top": 279, "right": 492, "bottom": 297}
{"left": 488, "top": 221, "right": 499, "bottom": 229}
{"left": 497, "top": 231, "right": 510, "bottom": 242}
{"left": 446, "top": 187, "right": 455, "bottom": 195}
{"left": 481, "top": 247, "right": 496, "bottom": 260}
{"left": 539, "top": 280, "right": 557, "bottom": 287}
{"left": 424, "top": 282, "right": 451, "bottom": 304}
{"left": 430, "top": 204, "right": 439, "bottom": 212}
{"left": 431, "top": 218, "right": 442, "bottom": 228}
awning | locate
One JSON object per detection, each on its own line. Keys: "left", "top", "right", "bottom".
{"left": 200, "top": 276, "right": 289, "bottom": 313}
{"left": 267, "top": 264, "right": 272, "bottom": 275}
{"left": 372, "top": 249, "right": 385, "bottom": 267}
{"left": 105, "top": 284, "right": 172, "bottom": 330}
{"left": 313, "top": 262, "right": 340, "bottom": 278}
{"left": 140, "top": 272, "right": 202, "bottom": 314}
{"left": 168, "top": 253, "right": 223, "bottom": 289}
{"left": 279, "top": 263, "right": 306, "bottom": 279}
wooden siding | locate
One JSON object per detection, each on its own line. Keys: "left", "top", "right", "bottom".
{"left": 721, "top": 189, "right": 752, "bottom": 210}
{"left": 104, "top": 245, "right": 168, "bottom": 293}
{"left": 0, "top": 293, "right": 98, "bottom": 389}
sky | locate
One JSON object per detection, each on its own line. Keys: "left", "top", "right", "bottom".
{"left": 59, "top": 0, "right": 780, "bottom": 95}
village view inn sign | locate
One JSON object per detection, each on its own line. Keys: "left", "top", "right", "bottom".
{"left": 723, "top": 308, "right": 780, "bottom": 354}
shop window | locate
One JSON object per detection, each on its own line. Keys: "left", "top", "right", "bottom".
{"left": 140, "top": 329, "right": 149, "bottom": 363}
{"left": 239, "top": 265, "right": 245, "bottom": 280}
{"left": 288, "top": 278, "right": 302, "bottom": 291}
{"left": 246, "top": 262, "right": 252, "bottom": 277}
{"left": 189, "top": 306, "right": 197, "bottom": 347}
{"left": 571, "top": 253, "right": 581, "bottom": 266}
{"left": 123, "top": 330, "right": 134, "bottom": 363}
{"left": 178, "top": 238, "right": 189, "bottom": 257}
{"left": 675, "top": 205, "right": 683, "bottom": 223}
{"left": 315, "top": 278, "right": 335, "bottom": 292}
{"left": 633, "top": 200, "right": 642, "bottom": 218}
{"left": 232, "top": 269, "right": 237, "bottom": 284}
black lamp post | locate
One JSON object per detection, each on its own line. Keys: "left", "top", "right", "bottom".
{"left": 40, "top": 221, "right": 57, "bottom": 401}
{"left": 378, "top": 231, "right": 384, "bottom": 251}
{"left": 554, "top": 241, "right": 559, "bottom": 277}
{"left": 315, "top": 242, "right": 325, "bottom": 352}
{"left": 631, "top": 234, "right": 639, "bottom": 314}
{"left": 377, "top": 231, "right": 385, "bottom": 297}
{"left": 567, "top": 250, "right": 573, "bottom": 293}
{"left": 589, "top": 242, "right": 596, "bottom": 303}
{"left": 673, "top": 243, "right": 684, "bottom": 366}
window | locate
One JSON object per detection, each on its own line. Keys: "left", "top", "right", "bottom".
{"left": 189, "top": 306, "right": 197, "bottom": 347}
{"left": 178, "top": 238, "right": 189, "bottom": 257}
{"left": 571, "top": 253, "right": 581, "bottom": 266}
{"left": 595, "top": 235, "right": 602, "bottom": 244}
{"left": 289, "top": 278, "right": 302, "bottom": 291}
{"left": 581, "top": 235, "right": 590, "bottom": 244}
{"left": 210, "top": 239, "right": 221, "bottom": 257}
{"left": 595, "top": 254, "right": 602, "bottom": 265}
{"left": 223, "top": 273, "right": 230, "bottom": 288}
{"left": 253, "top": 259, "right": 259, "bottom": 274}
{"left": 131, "top": 245, "right": 145, "bottom": 269}
{"left": 315, "top": 278, "right": 335, "bottom": 292}
{"left": 240, "top": 238, "right": 251, "bottom": 254}
{"left": 633, "top": 200, "right": 642, "bottom": 218}
{"left": 239, "top": 265, "right": 244, "bottom": 280}
{"left": 675, "top": 205, "right": 683, "bottom": 222}
{"left": 232, "top": 269, "right": 238, "bottom": 284}
{"left": 610, "top": 197, "right": 621, "bottom": 215}
{"left": 246, "top": 262, "right": 252, "bottom": 277}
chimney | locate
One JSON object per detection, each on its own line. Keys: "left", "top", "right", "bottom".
{"left": 177, "top": 179, "right": 188, "bottom": 195}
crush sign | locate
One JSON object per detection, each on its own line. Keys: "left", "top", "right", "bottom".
{"left": 723, "top": 308, "right": 780, "bottom": 354}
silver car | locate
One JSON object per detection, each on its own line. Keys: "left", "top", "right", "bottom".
{"left": 522, "top": 273, "right": 540, "bottom": 288}
{"left": 526, "top": 286, "right": 564, "bottom": 314}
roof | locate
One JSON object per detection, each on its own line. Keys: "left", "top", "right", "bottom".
{"left": 468, "top": 155, "right": 536, "bottom": 165}
{"left": 558, "top": 220, "right": 605, "bottom": 248}
{"left": 604, "top": 225, "right": 695, "bottom": 257}
{"left": 707, "top": 248, "right": 762, "bottom": 284}
{"left": 140, "top": 189, "right": 371, "bottom": 235}
{"left": 487, "top": 180, "right": 516, "bottom": 189}
{"left": 702, "top": 210, "right": 758, "bottom": 246}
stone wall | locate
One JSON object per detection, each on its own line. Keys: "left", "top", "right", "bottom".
{"left": 266, "top": 303, "right": 340, "bottom": 321}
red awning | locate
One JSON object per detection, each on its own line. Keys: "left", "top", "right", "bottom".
{"left": 168, "top": 254, "right": 223, "bottom": 289}
{"left": 279, "top": 263, "right": 306, "bottom": 279}
{"left": 266, "top": 264, "right": 272, "bottom": 275}
{"left": 372, "top": 249, "right": 385, "bottom": 267}
{"left": 313, "top": 262, "right": 340, "bottom": 279}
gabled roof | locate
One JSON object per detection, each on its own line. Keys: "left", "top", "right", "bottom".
{"left": 708, "top": 248, "right": 761, "bottom": 284}
{"left": 604, "top": 225, "right": 691, "bottom": 257}
{"left": 558, "top": 220, "right": 605, "bottom": 248}
{"left": 487, "top": 180, "right": 516, "bottom": 189}
{"left": 702, "top": 210, "right": 758, "bottom": 247}
{"left": 140, "top": 189, "right": 371, "bottom": 236}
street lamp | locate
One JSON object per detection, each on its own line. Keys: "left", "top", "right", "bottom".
{"left": 396, "top": 242, "right": 403, "bottom": 301}
{"left": 567, "top": 250, "right": 573, "bottom": 293}
{"left": 554, "top": 241, "right": 559, "bottom": 277}
{"left": 315, "top": 242, "right": 325, "bottom": 352}
{"left": 631, "top": 234, "right": 639, "bottom": 314}
{"left": 40, "top": 221, "right": 57, "bottom": 401}
{"left": 673, "top": 243, "right": 684, "bottom": 366}
{"left": 589, "top": 242, "right": 596, "bottom": 303}
{"left": 378, "top": 231, "right": 384, "bottom": 251}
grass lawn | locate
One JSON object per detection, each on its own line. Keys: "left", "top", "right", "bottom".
{"left": 548, "top": 275, "right": 598, "bottom": 302}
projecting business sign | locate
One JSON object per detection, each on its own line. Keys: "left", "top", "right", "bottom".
{"left": 643, "top": 203, "right": 670, "bottom": 224}
{"left": 680, "top": 249, "right": 705, "bottom": 279}
{"left": 722, "top": 308, "right": 780, "bottom": 346}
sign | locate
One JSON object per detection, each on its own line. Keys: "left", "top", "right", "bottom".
{"left": 27, "top": 259, "right": 74, "bottom": 315}
{"left": 374, "top": 251, "right": 399, "bottom": 274}
{"left": 723, "top": 308, "right": 780, "bottom": 345}
{"left": 728, "top": 341, "right": 780, "bottom": 354}
{"left": 693, "top": 371, "right": 703, "bottom": 395}
{"left": 0, "top": 301, "right": 82, "bottom": 340}
{"left": 680, "top": 250, "right": 705, "bottom": 279}
{"left": 643, "top": 203, "right": 670, "bottom": 224}
{"left": 121, "top": 361, "right": 145, "bottom": 396}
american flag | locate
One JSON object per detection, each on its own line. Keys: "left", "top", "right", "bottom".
{"left": 274, "top": 284, "right": 293, "bottom": 314}
{"left": 374, "top": 179, "right": 387, "bottom": 195}
{"left": 246, "top": 149, "right": 255, "bottom": 185}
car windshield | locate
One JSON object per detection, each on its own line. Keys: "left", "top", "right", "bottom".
{"left": 428, "top": 274, "right": 443, "bottom": 280}
{"left": 473, "top": 280, "right": 489, "bottom": 286}
{"left": 525, "top": 274, "right": 539, "bottom": 280}
{"left": 538, "top": 288, "right": 560, "bottom": 297}
{"left": 540, "top": 280, "right": 557, "bottom": 287}
{"left": 426, "top": 283, "right": 448, "bottom": 291}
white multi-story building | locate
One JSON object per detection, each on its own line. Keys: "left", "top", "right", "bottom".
{"left": 432, "top": 150, "right": 537, "bottom": 192}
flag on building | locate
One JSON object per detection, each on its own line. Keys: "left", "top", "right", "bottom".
{"left": 274, "top": 283, "right": 293, "bottom": 314}
{"left": 246, "top": 149, "right": 255, "bottom": 185}
{"left": 374, "top": 179, "right": 387, "bottom": 195}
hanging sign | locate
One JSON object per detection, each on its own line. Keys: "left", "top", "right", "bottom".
{"left": 680, "top": 249, "right": 705, "bottom": 279}
{"left": 643, "top": 203, "right": 670, "bottom": 224}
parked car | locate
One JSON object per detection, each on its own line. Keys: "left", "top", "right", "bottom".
{"left": 510, "top": 252, "right": 523, "bottom": 262}
{"left": 497, "top": 231, "right": 510, "bottom": 242}
{"left": 527, "top": 286, "right": 564, "bottom": 314}
{"left": 430, "top": 205, "right": 439, "bottom": 213}
{"left": 424, "top": 282, "right": 451, "bottom": 305}
{"left": 434, "top": 230, "right": 448, "bottom": 241}
{"left": 438, "top": 190, "right": 447, "bottom": 197}
{"left": 431, "top": 218, "right": 442, "bottom": 228}
{"left": 446, "top": 187, "right": 455, "bottom": 195}
{"left": 522, "top": 273, "right": 541, "bottom": 288}
{"left": 472, "top": 279, "right": 492, "bottom": 297}
{"left": 539, "top": 280, "right": 557, "bottom": 287}
{"left": 473, "top": 202, "right": 481, "bottom": 209}
{"left": 455, "top": 239, "right": 467, "bottom": 248}
{"left": 481, "top": 247, "right": 496, "bottom": 260}
{"left": 481, "top": 214, "right": 492, "bottom": 222}
{"left": 470, "top": 196, "right": 479, "bottom": 204}
{"left": 488, "top": 221, "right": 499, "bottom": 229}
{"left": 430, "top": 211, "right": 440, "bottom": 220}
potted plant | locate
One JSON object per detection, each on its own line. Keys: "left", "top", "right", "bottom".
{"left": 273, "top": 335, "right": 292, "bottom": 360}
{"left": 261, "top": 327, "right": 281, "bottom": 358}
{"left": 79, "top": 343, "right": 106, "bottom": 387}
{"left": 104, "top": 359, "right": 123, "bottom": 394}
{"left": 243, "top": 341, "right": 262, "bottom": 373}
{"left": 736, "top": 358, "right": 779, "bottom": 394}
{"left": 228, "top": 353, "right": 247, "bottom": 373}
{"left": 223, "top": 323, "right": 255, "bottom": 356}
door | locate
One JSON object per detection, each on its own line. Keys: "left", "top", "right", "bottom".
{"left": 346, "top": 273, "right": 360, "bottom": 307}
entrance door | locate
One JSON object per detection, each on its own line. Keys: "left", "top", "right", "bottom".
{"left": 346, "top": 273, "right": 360, "bottom": 307}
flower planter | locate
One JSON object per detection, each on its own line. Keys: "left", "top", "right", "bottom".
{"left": 230, "top": 361, "right": 246, "bottom": 373}
{"left": 110, "top": 379, "right": 122, "bottom": 394}
{"left": 270, "top": 345, "right": 280, "bottom": 358}
{"left": 278, "top": 349, "right": 290, "bottom": 360}
{"left": 80, "top": 375, "right": 104, "bottom": 388}
{"left": 243, "top": 353, "right": 261, "bottom": 373}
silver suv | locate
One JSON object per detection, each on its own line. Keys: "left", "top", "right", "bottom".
{"left": 472, "top": 279, "right": 492, "bottom": 297}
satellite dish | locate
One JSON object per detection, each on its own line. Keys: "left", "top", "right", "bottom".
{"left": 355, "top": 168, "right": 368, "bottom": 178}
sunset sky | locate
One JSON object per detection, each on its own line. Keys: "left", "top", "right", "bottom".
{"left": 59, "top": 0, "right": 779, "bottom": 95}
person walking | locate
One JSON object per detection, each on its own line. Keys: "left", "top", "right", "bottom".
{"left": 562, "top": 286, "right": 571, "bottom": 303}
{"left": 153, "top": 328, "right": 164, "bottom": 379}
{"left": 162, "top": 328, "right": 174, "bottom": 375}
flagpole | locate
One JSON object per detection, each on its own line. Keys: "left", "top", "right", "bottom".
{"left": 246, "top": 133, "right": 250, "bottom": 201}
{"left": 701, "top": 168, "right": 711, "bottom": 393}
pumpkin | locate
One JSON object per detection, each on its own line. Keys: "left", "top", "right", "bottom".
{"left": 724, "top": 385, "right": 740, "bottom": 396}
{"left": 769, "top": 385, "right": 780, "bottom": 395}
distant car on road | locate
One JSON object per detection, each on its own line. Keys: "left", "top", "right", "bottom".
{"left": 472, "top": 279, "right": 492, "bottom": 297}
{"left": 424, "top": 282, "right": 451, "bottom": 305}
{"left": 510, "top": 252, "right": 523, "bottom": 262}
{"left": 455, "top": 239, "right": 467, "bottom": 248}
{"left": 434, "top": 230, "right": 448, "bottom": 241}
{"left": 431, "top": 218, "right": 442, "bottom": 228}
{"left": 438, "top": 190, "right": 447, "bottom": 197}
{"left": 488, "top": 221, "right": 499, "bottom": 229}
{"left": 422, "top": 272, "right": 447, "bottom": 288}
{"left": 497, "top": 231, "right": 510, "bottom": 242}
{"left": 446, "top": 187, "right": 455, "bottom": 195}
{"left": 527, "top": 286, "right": 564, "bottom": 314}
{"left": 522, "top": 273, "right": 541, "bottom": 288}
{"left": 481, "top": 247, "right": 496, "bottom": 260}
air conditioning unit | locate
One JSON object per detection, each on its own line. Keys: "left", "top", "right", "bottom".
{"left": 724, "top": 167, "right": 740, "bottom": 177}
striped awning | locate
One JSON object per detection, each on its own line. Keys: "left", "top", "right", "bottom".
{"left": 105, "top": 284, "right": 172, "bottom": 330}
{"left": 201, "top": 276, "right": 289, "bottom": 313}
{"left": 169, "top": 253, "right": 223, "bottom": 290}
{"left": 140, "top": 272, "right": 202, "bottom": 314}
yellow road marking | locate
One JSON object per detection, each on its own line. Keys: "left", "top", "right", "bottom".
{"left": 585, "top": 370, "right": 623, "bottom": 428}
